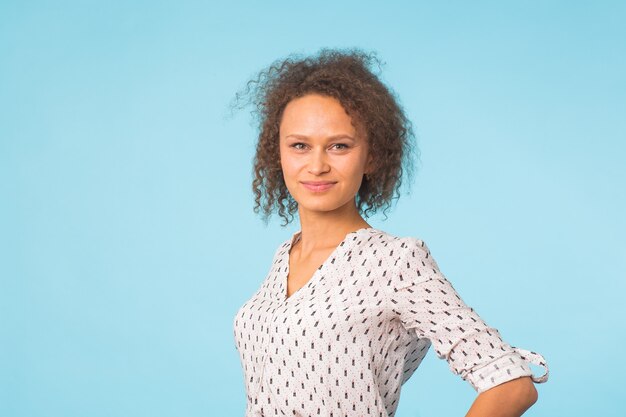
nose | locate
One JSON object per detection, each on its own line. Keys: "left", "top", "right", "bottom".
{"left": 307, "top": 147, "right": 330, "bottom": 175}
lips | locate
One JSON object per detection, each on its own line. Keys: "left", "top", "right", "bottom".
{"left": 301, "top": 181, "right": 337, "bottom": 192}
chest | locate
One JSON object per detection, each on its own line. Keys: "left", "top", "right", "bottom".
{"left": 240, "top": 273, "right": 398, "bottom": 362}
{"left": 286, "top": 247, "right": 335, "bottom": 298}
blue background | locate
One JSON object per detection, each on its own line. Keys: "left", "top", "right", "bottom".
{"left": 1, "top": 1, "right": 624, "bottom": 416}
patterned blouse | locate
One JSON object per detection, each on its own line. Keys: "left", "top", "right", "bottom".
{"left": 233, "top": 227, "right": 549, "bottom": 417}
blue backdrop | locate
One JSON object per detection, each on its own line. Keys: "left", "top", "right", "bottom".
{"left": 1, "top": 1, "right": 624, "bottom": 416}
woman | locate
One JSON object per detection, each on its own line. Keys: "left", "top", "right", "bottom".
{"left": 232, "top": 48, "right": 549, "bottom": 417}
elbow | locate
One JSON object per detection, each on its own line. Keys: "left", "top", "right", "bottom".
{"left": 515, "top": 377, "right": 539, "bottom": 411}
{"left": 469, "top": 379, "right": 540, "bottom": 417}
{"left": 483, "top": 376, "right": 539, "bottom": 410}
{"left": 519, "top": 376, "right": 539, "bottom": 406}
{"left": 527, "top": 383, "right": 539, "bottom": 406}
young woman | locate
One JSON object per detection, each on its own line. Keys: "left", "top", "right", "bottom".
{"left": 232, "top": 48, "right": 549, "bottom": 417}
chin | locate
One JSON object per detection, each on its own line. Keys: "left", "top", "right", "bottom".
{"left": 298, "top": 195, "right": 357, "bottom": 213}
{"left": 296, "top": 198, "right": 342, "bottom": 212}
{"left": 298, "top": 203, "right": 340, "bottom": 213}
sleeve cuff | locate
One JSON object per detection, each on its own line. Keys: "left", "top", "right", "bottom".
{"left": 463, "top": 348, "right": 549, "bottom": 394}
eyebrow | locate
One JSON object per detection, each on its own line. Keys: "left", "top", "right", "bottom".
{"left": 285, "top": 134, "right": 356, "bottom": 141}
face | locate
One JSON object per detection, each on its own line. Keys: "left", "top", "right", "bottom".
{"left": 279, "top": 94, "right": 373, "bottom": 215}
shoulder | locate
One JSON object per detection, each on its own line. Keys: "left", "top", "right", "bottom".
{"left": 263, "top": 234, "right": 294, "bottom": 267}
{"left": 372, "top": 228, "right": 433, "bottom": 259}
{"left": 367, "top": 229, "right": 437, "bottom": 265}
{"left": 372, "top": 229, "right": 442, "bottom": 288}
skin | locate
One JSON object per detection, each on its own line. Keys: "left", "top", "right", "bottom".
{"left": 278, "top": 93, "right": 539, "bottom": 416}
{"left": 465, "top": 376, "right": 538, "bottom": 417}
{"left": 279, "top": 93, "right": 373, "bottom": 297}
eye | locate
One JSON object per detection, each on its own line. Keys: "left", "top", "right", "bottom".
{"left": 290, "top": 142, "right": 307, "bottom": 150}
{"left": 332, "top": 143, "right": 349, "bottom": 150}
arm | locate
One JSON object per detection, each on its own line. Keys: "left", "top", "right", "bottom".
{"left": 465, "top": 376, "right": 538, "bottom": 417}
{"left": 389, "top": 237, "right": 549, "bottom": 413}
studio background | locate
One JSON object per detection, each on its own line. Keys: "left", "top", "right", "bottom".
{"left": 1, "top": 1, "right": 624, "bottom": 416}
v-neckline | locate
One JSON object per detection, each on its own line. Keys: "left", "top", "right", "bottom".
{"left": 281, "top": 227, "right": 376, "bottom": 302}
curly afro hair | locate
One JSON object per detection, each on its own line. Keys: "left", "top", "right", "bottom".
{"left": 230, "top": 47, "right": 419, "bottom": 227}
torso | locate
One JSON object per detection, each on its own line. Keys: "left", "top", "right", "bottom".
{"left": 233, "top": 227, "right": 551, "bottom": 417}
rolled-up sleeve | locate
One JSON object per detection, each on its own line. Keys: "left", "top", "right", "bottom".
{"left": 389, "top": 237, "right": 549, "bottom": 393}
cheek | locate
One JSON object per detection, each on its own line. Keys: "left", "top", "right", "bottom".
{"left": 339, "top": 157, "right": 366, "bottom": 179}
{"left": 279, "top": 156, "right": 299, "bottom": 183}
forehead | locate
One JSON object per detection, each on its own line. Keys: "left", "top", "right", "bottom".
{"left": 280, "top": 94, "right": 358, "bottom": 136}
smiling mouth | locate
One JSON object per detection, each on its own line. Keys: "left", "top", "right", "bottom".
{"left": 301, "top": 182, "right": 336, "bottom": 192}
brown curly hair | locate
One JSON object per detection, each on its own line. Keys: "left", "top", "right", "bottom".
{"left": 230, "top": 47, "right": 419, "bottom": 227}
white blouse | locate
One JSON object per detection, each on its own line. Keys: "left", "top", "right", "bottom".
{"left": 233, "top": 227, "right": 549, "bottom": 417}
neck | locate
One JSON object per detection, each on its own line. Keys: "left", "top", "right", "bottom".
{"left": 295, "top": 202, "right": 371, "bottom": 249}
